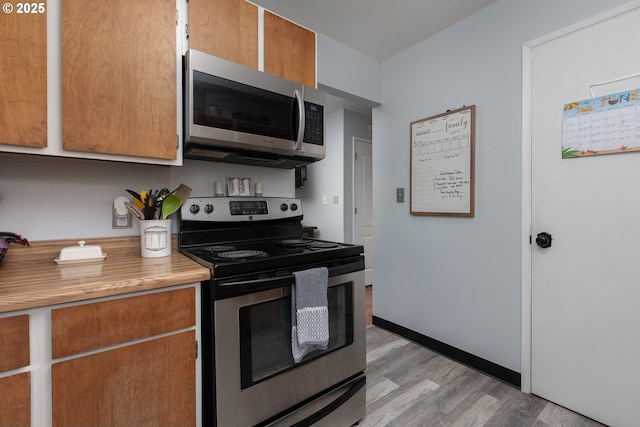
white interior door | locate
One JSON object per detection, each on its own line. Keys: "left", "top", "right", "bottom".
{"left": 529, "top": 6, "right": 640, "bottom": 426}
{"left": 354, "top": 137, "right": 373, "bottom": 286}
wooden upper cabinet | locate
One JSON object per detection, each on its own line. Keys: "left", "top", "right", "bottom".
{"left": 264, "top": 11, "right": 316, "bottom": 88}
{"left": 61, "top": 0, "right": 177, "bottom": 160}
{"left": 0, "top": 8, "right": 47, "bottom": 147}
{"left": 189, "top": 0, "right": 258, "bottom": 69}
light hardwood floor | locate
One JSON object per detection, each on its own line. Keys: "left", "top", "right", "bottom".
{"left": 363, "top": 290, "right": 603, "bottom": 426}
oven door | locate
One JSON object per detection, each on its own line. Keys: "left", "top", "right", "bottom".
{"left": 209, "top": 269, "right": 365, "bottom": 427}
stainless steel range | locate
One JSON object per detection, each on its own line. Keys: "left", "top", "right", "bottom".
{"left": 178, "top": 197, "right": 366, "bottom": 427}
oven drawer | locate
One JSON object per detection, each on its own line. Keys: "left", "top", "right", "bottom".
{"left": 264, "top": 375, "right": 366, "bottom": 427}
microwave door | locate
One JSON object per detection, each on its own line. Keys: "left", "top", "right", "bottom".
{"left": 188, "top": 55, "right": 301, "bottom": 156}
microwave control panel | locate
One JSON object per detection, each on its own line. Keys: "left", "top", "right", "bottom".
{"left": 304, "top": 102, "right": 324, "bottom": 146}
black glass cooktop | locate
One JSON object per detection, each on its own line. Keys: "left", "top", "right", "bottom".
{"left": 181, "top": 238, "right": 363, "bottom": 278}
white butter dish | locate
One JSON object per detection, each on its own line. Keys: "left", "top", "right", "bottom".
{"left": 55, "top": 241, "right": 107, "bottom": 264}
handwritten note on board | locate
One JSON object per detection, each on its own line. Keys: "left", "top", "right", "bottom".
{"left": 410, "top": 105, "right": 475, "bottom": 216}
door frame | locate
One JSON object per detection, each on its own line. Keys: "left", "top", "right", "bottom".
{"left": 520, "top": 0, "right": 640, "bottom": 394}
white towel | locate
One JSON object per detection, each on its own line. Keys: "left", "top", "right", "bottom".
{"left": 291, "top": 267, "right": 329, "bottom": 363}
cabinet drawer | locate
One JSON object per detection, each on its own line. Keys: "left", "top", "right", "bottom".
{"left": 52, "top": 287, "right": 195, "bottom": 359}
{"left": 0, "top": 314, "right": 29, "bottom": 372}
{"left": 0, "top": 372, "right": 31, "bottom": 427}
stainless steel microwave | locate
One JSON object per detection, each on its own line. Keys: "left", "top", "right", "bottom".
{"left": 183, "top": 49, "right": 325, "bottom": 169}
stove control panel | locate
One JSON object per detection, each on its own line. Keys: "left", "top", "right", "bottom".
{"left": 181, "top": 197, "right": 303, "bottom": 222}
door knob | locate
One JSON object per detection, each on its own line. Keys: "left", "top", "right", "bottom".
{"left": 535, "top": 232, "right": 552, "bottom": 248}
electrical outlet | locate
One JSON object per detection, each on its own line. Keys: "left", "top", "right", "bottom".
{"left": 113, "top": 196, "right": 132, "bottom": 229}
{"left": 332, "top": 195, "right": 339, "bottom": 204}
{"left": 396, "top": 188, "right": 405, "bottom": 203}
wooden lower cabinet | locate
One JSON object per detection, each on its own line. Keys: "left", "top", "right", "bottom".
{"left": 0, "top": 314, "right": 30, "bottom": 372}
{"left": 50, "top": 287, "right": 198, "bottom": 427}
{"left": 0, "top": 314, "right": 30, "bottom": 427}
{"left": 51, "top": 287, "right": 195, "bottom": 359}
{"left": 52, "top": 331, "right": 195, "bottom": 427}
{"left": 0, "top": 372, "right": 31, "bottom": 427}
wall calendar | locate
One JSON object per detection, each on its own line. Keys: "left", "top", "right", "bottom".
{"left": 562, "top": 88, "right": 640, "bottom": 158}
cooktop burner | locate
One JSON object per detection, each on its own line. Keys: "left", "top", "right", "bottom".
{"left": 307, "top": 241, "right": 340, "bottom": 249}
{"left": 279, "top": 239, "right": 309, "bottom": 247}
{"left": 217, "top": 250, "right": 268, "bottom": 260}
{"left": 202, "top": 245, "right": 237, "bottom": 253}
{"left": 278, "top": 239, "right": 340, "bottom": 249}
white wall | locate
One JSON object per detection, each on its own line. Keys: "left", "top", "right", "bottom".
{"left": 0, "top": 153, "right": 293, "bottom": 241}
{"left": 372, "top": 0, "right": 632, "bottom": 373}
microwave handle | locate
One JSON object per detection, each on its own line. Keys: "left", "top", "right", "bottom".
{"left": 294, "top": 89, "right": 305, "bottom": 150}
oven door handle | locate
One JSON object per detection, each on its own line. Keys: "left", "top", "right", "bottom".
{"left": 216, "top": 275, "right": 294, "bottom": 299}
{"left": 219, "top": 261, "right": 363, "bottom": 288}
{"left": 220, "top": 275, "right": 293, "bottom": 288}
{"left": 215, "top": 260, "right": 364, "bottom": 299}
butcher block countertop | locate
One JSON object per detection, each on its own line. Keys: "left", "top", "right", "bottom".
{"left": 0, "top": 236, "right": 211, "bottom": 313}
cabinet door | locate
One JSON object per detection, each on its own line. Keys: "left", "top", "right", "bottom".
{"left": 0, "top": 315, "right": 30, "bottom": 427}
{"left": 0, "top": 7, "right": 47, "bottom": 147}
{"left": 61, "top": 0, "right": 177, "bottom": 160}
{"left": 0, "top": 372, "right": 31, "bottom": 427}
{"left": 264, "top": 11, "right": 316, "bottom": 88}
{"left": 0, "top": 314, "right": 30, "bottom": 372}
{"left": 52, "top": 331, "right": 196, "bottom": 427}
{"left": 189, "top": 0, "right": 258, "bottom": 69}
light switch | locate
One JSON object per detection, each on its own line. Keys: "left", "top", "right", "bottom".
{"left": 332, "top": 195, "right": 339, "bottom": 204}
{"left": 322, "top": 195, "right": 328, "bottom": 205}
{"left": 396, "top": 188, "right": 405, "bottom": 203}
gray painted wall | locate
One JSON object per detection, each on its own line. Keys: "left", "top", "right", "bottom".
{"left": 371, "top": 0, "right": 632, "bottom": 372}
{"left": 317, "top": 34, "right": 381, "bottom": 105}
{"left": 295, "top": 108, "right": 370, "bottom": 242}
{"left": 296, "top": 110, "right": 346, "bottom": 242}
{"left": 342, "top": 110, "right": 373, "bottom": 244}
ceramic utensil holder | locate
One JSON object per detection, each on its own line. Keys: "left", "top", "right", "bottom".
{"left": 140, "top": 219, "right": 171, "bottom": 258}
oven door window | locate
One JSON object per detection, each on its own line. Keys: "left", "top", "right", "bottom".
{"left": 239, "top": 282, "right": 354, "bottom": 389}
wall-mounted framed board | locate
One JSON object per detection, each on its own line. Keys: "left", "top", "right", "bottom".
{"left": 410, "top": 105, "right": 475, "bottom": 217}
